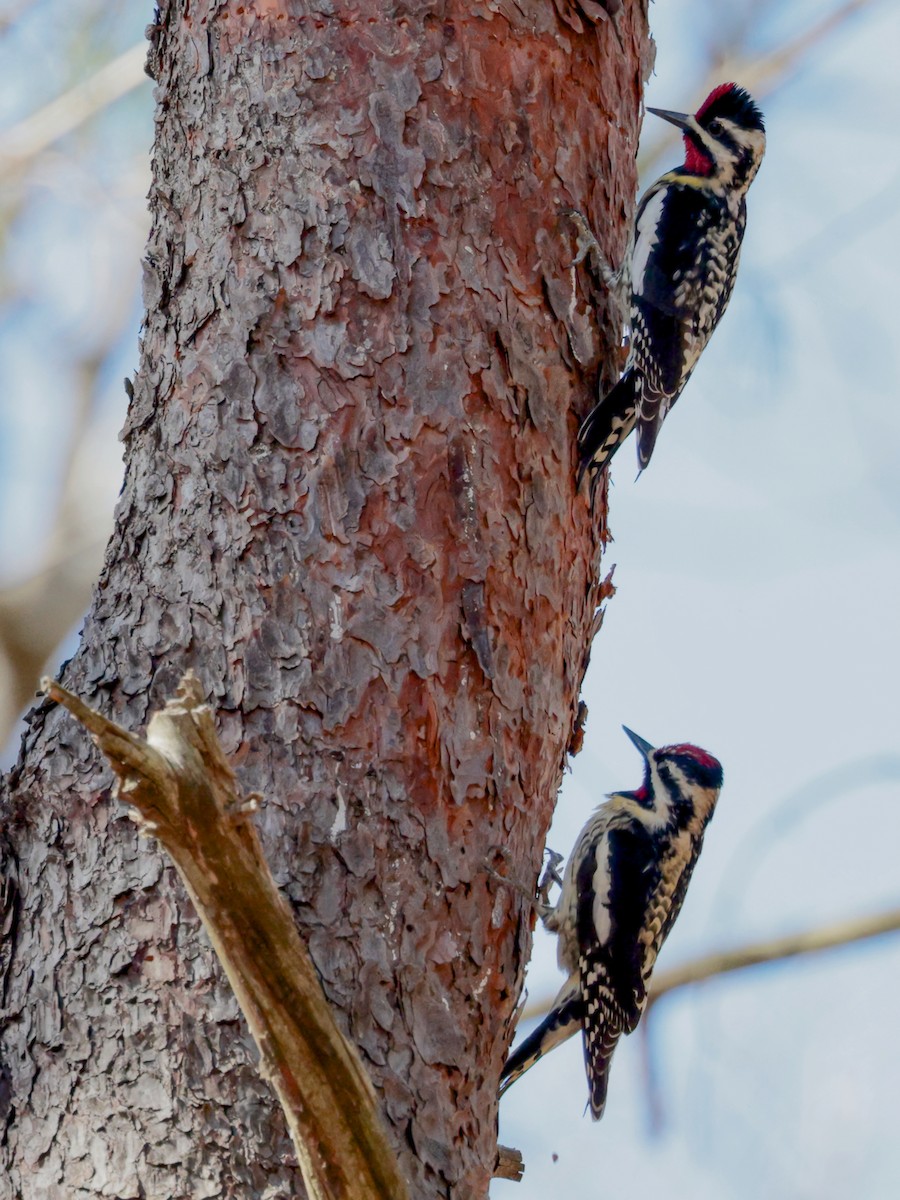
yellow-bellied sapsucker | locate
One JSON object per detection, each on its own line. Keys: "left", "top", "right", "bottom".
{"left": 499, "top": 727, "right": 723, "bottom": 1119}
{"left": 577, "top": 83, "right": 766, "bottom": 496}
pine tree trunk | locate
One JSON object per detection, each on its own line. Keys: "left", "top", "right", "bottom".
{"left": 0, "top": 3, "right": 649, "bottom": 1197}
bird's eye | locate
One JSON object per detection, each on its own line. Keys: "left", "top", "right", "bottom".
{"left": 708, "top": 118, "right": 724, "bottom": 135}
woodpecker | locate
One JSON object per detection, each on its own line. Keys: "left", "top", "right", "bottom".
{"left": 576, "top": 83, "right": 766, "bottom": 497}
{"left": 499, "top": 727, "right": 723, "bottom": 1119}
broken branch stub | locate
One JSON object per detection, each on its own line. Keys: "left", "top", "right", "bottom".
{"left": 41, "top": 670, "right": 410, "bottom": 1200}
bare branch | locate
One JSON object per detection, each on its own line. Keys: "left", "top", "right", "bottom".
{"left": 521, "top": 907, "right": 900, "bottom": 1024}
{"left": 0, "top": 42, "right": 147, "bottom": 178}
{"left": 43, "top": 672, "right": 410, "bottom": 1200}
{"left": 647, "top": 907, "right": 900, "bottom": 1006}
{"left": 714, "top": 0, "right": 879, "bottom": 96}
{"left": 495, "top": 1145, "right": 525, "bottom": 1182}
{"left": 639, "top": 0, "right": 882, "bottom": 173}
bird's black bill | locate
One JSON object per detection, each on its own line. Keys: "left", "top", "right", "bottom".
{"left": 622, "top": 726, "right": 654, "bottom": 759}
{"left": 646, "top": 106, "right": 693, "bottom": 133}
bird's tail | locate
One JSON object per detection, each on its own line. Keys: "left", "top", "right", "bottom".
{"left": 576, "top": 369, "right": 638, "bottom": 503}
{"left": 634, "top": 389, "right": 671, "bottom": 473}
{"left": 499, "top": 985, "right": 583, "bottom": 1098}
{"left": 583, "top": 1022, "right": 621, "bottom": 1121}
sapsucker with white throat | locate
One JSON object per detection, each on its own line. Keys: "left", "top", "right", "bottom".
{"left": 576, "top": 83, "right": 766, "bottom": 497}
{"left": 499, "top": 727, "right": 723, "bottom": 1119}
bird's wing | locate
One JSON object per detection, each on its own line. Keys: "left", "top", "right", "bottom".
{"left": 575, "top": 821, "right": 659, "bottom": 1036}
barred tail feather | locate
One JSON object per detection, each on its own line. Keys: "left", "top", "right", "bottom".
{"left": 583, "top": 1023, "right": 620, "bottom": 1121}
{"left": 634, "top": 392, "right": 668, "bottom": 472}
{"left": 576, "top": 369, "right": 638, "bottom": 502}
{"left": 499, "top": 987, "right": 583, "bottom": 1097}
{"left": 635, "top": 371, "right": 691, "bottom": 471}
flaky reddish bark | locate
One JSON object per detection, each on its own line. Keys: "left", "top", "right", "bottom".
{"left": 0, "top": 2, "right": 650, "bottom": 1197}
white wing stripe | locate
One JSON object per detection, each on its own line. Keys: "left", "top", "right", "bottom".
{"left": 590, "top": 837, "right": 613, "bottom": 946}
{"left": 630, "top": 186, "right": 666, "bottom": 293}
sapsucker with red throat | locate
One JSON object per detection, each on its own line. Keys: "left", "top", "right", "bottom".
{"left": 576, "top": 83, "right": 766, "bottom": 497}
{"left": 499, "top": 727, "right": 724, "bottom": 1119}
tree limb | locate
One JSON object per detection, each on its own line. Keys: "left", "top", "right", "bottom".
{"left": 42, "top": 671, "right": 409, "bottom": 1200}
{"left": 0, "top": 43, "right": 147, "bottom": 177}
{"left": 646, "top": 906, "right": 900, "bottom": 1006}
{"left": 495, "top": 1145, "right": 525, "bottom": 1182}
{"left": 639, "top": 0, "right": 882, "bottom": 174}
{"left": 521, "top": 907, "right": 900, "bottom": 1024}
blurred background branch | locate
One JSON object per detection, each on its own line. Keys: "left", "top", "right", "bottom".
{"left": 638, "top": 0, "right": 883, "bottom": 171}
{"left": 0, "top": 41, "right": 146, "bottom": 177}
{"left": 520, "top": 906, "right": 900, "bottom": 1025}
{"left": 0, "top": 2, "right": 150, "bottom": 757}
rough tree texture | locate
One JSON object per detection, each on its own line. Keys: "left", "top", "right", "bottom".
{"left": 0, "top": 2, "right": 650, "bottom": 1198}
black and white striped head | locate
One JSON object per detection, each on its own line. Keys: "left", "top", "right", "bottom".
{"left": 649, "top": 83, "right": 766, "bottom": 192}
{"left": 617, "top": 726, "right": 723, "bottom": 829}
